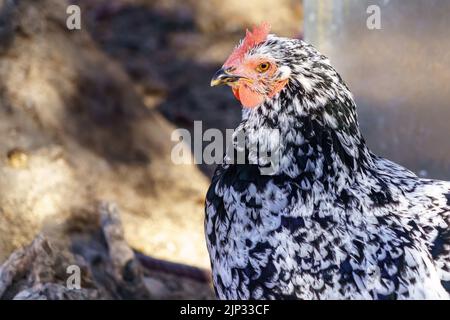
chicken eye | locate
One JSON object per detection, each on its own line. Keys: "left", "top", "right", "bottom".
{"left": 256, "top": 62, "right": 271, "bottom": 73}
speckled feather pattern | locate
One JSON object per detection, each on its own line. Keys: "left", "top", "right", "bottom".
{"left": 205, "top": 36, "right": 450, "bottom": 300}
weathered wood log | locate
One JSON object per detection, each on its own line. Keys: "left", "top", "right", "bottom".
{"left": 99, "top": 201, "right": 152, "bottom": 299}
{"left": 0, "top": 235, "right": 49, "bottom": 298}
{"left": 0, "top": 234, "right": 100, "bottom": 300}
{"left": 0, "top": 201, "right": 214, "bottom": 299}
{"left": 135, "top": 252, "right": 211, "bottom": 284}
{"left": 100, "top": 202, "right": 136, "bottom": 273}
{"left": 13, "top": 283, "right": 98, "bottom": 300}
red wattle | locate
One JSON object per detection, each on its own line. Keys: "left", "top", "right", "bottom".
{"left": 235, "top": 86, "right": 264, "bottom": 108}
{"left": 232, "top": 87, "right": 240, "bottom": 101}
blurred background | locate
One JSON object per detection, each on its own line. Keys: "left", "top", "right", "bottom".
{"left": 0, "top": 0, "right": 302, "bottom": 299}
{"left": 304, "top": 0, "right": 450, "bottom": 180}
{"left": 0, "top": 0, "right": 448, "bottom": 300}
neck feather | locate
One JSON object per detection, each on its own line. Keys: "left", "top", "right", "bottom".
{"left": 229, "top": 81, "right": 375, "bottom": 190}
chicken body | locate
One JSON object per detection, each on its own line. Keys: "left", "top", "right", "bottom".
{"left": 205, "top": 32, "right": 450, "bottom": 299}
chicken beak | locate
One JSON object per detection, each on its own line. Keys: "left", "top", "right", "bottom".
{"left": 210, "top": 68, "right": 241, "bottom": 87}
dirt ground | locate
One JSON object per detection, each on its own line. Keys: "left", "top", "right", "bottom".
{"left": 0, "top": 0, "right": 302, "bottom": 299}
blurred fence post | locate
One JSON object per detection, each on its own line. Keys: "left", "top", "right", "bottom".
{"left": 304, "top": 0, "right": 450, "bottom": 179}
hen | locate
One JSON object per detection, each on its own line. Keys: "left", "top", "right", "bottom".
{"left": 206, "top": 22, "right": 450, "bottom": 299}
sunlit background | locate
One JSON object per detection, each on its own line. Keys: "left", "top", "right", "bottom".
{"left": 305, "top": 0, "right": 450, "bottom": 180}
{"left": 0, "top": 0, "right": 448, "bottom": 299}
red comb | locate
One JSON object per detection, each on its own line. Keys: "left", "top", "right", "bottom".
{"left": 224, "top": 22, "right": 271, "bottom": 67}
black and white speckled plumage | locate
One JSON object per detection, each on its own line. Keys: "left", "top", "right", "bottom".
{"left": 205, "top": 35, "right": 450, "bottom": 299}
